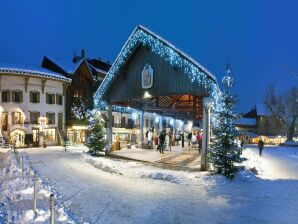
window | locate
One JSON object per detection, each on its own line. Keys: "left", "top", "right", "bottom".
{"left": 46, "top": 112, "right": 55, "bottom": 125}
{"left": 44, "top": 128, "right": 56, "bottom": 142}
{"left": 12, "top": 90, "right": 23, "bottom": 103}
{"left": 30, "top": 91, "right": 40, "bottom": 103}
{"left": 46, "top": 93, "right": 55, "bottom": 104}
{"left": 1, "top": 112, "right": 8, "bottom": 131}
{"left": 12, "top": 112, "right": 23, "bottom": 124}
{"left": 56, "top": 94, "right": 63, "bottom": 105}
{"left": 30, "top": 112, "right": 40, "bottom": 124}
{"left": 1, "top": 90, "right": 10, "bottom": 102}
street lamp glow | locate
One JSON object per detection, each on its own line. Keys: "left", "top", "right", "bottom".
{"left": 144, "top": 91, "right": 151, "bottom": 98}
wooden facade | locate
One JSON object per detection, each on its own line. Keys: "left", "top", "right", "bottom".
{"left": 105, "top": 46, "right": 213, "bottom": 121}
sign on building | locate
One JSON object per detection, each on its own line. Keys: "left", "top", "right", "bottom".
{"left": 142, "top": 64, "right": 153, "bottom": 89}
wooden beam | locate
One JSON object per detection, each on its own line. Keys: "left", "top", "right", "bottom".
{"left": 63, "top": 83, "right": 70, "bottom": 96}
{"left": 24, "top": 77, "right": 30, "bottom": 93}
{"left": 41, "top": 79, "right": 47, "bottom": 94}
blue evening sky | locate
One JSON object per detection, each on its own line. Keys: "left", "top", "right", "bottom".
{"left": 0, "top": 0, "right": 297, "bottom": 112}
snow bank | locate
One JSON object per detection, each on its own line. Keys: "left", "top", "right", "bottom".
{"left": 0, "top": 151, "right": 78, "bottom": 224}
{"left": 81, "top": 152, "right": 260, "bottom": 186}
{"left": 282, "top": 140, "right": 298, "bottom": 146}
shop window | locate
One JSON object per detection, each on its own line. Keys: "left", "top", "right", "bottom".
{"left": 1, "top": 90, "right": 10, "bottom": 102}
{"left": 12, "top": 90, "right": 23, "bottom": 103}
{"left": 30, "top": 112, "right": 40, "bottom": 124}
{"left": 30, "top": 91, "right": 40, "bottom": 103}
{"left": 46, "top": 93, "right": 55, "bottom": 104}
{"left": 12, "top": 112, "right": 23, "bottom": 124}
{"left": 56, "top": 94, "right": 63, "bottom": 105}
{"left": 44, "top": 128, "right": 56, "bottom": 142}
{"left": 145, "top": 119, "right": 149, "bottom": 128}
{"left": 46, "top": 112, "right": 55, "bottom": 125}
{"left": 1, "top": 112, "right": 8, "bottom": 131}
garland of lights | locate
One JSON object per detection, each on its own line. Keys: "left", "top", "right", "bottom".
{"left": 94, "top": 27, "right": 221, "bottom": 122}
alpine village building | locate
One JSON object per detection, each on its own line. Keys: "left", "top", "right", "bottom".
{"left": 236, "top": 103, "right": 286, "bottom": 144}
{"left": 0, "top": 64, "right": 71, "bottom": 147}
{"left": 41, "top": 50, "right": 111, "bottom": 144}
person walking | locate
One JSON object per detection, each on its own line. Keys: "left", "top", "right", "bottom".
{"left": 165, "top": 133, "right": 169, "bottom": 151}
{"left": 258, "top": 139, "right": 264, "bottom": 156}
{"left": 187, "top": 132, "right": 192, "bottom": 147}
{"left": 197, "top": 131, "right": 202, "bottom": 154}
{"left": 148, "top": 129, "right": 153, "bottom": 149}
{"left": 159, "top": 131, "right": 165, "bottom": 154}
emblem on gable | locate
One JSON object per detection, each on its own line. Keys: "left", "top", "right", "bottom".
{"left": 142, "top": 64, "right": 153, "bottom": 89}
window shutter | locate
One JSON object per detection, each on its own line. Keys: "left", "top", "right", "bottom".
{"left": 7, "top": 91, "right": 10, "bottom": 102}
{"left": 11, "top": 91, "right": 15, "bottom": 102}
{"left": 37, "top": 92, "right": 40, "bottom": 103}
{"left": 20, "top": 91, "right": 23, "bottom": 103}
{"left": 46, "top": 93, "right": 49, "bottom": 104}
{"left": 30, "top": 92, "right": 33, "bottom": 103}
{"left": 12, "top": 112, "right": 15, "bottom": 124}
{"left": 52, "top": 94, "right": 55, "bottom": 104}
{"left": 56, "top": 94, "right": 58, "bottom": 104}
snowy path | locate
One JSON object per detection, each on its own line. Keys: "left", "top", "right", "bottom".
{"left": 20, "top": 146, "right": 298, "bottom": 224}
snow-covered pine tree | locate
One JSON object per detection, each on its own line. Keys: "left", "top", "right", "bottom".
{"left": 209, "top": 64, "right": 244, "bottom": 179}
{"left": 85, "top": 111, "right": 106, "bottom": 156}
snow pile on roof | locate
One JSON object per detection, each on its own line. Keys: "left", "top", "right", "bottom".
{"left": 256, "top": 103, "right": 270, "bottom": 116}
{"left": 235, "top": 118, "right": 257, "bottom": 126}
{"left": 0, "top": 63, "right": 71, "bottom": 82}
{"left": 0, "top": 151, "right": 78, "bottom": 223}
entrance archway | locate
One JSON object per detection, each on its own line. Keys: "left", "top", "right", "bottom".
{"left": 94, "top": 25, "right": 218, "bottom": 170}
{"left": 10, "top": 128, "right": 26, "bottom": 147}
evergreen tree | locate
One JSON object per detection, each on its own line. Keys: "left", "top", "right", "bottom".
{"left": 209, "top": 64, "right": 244, "bottom": 179}
{"left": 85, "top": 111, "right": 106, "bottom": 156}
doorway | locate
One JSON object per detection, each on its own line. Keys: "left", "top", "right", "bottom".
{"left": 32, "top": 128, "right": 39, "bottom": 147}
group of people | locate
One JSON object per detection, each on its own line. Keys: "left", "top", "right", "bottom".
{"left": 145, "top": 129, "right": 173, "bottom": 154}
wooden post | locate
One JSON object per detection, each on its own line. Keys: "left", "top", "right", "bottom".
{"left": 27, "top": 161, "right": 31, "bottom": 188}
{"left": 33, "top": 172, "right": 37, "bottom": 214}
{"left": 106, "top": 105, "right": 113, "bottom": 153}
{"left": 50, "top": 194, "right": 55, "bottom": 224}
{"left": 201, "top": 97, "right": 211, "bottom": 171}
{"left": 139, "top": 111, "right": 144, "bottom": 144}
{"left": 21, "top": 155, "right": 24, "bottom": 179}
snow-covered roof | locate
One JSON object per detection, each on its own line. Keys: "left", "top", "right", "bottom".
{"left": 138, "top": 25, "right": 216, "bottom": 81}
{"left": 45, "top": 56, "right": 77, "bottom": 74}
{"left": 235, "top": 118, "right": 257, "bottom": 126}
{"left": 256, "top": 103, "right": 270, "bottom": 116}
{"left": 87, "top": 63, "right": 107, "bottom": 74}
{"left": 94, "top": 25, "right": 217, "bottom": 104}
{"left": 0, "top": 64, "right": 72, "bottom": 82}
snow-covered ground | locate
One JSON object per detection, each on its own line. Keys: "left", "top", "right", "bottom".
{"left": 0, "top": 148, "right": 77, "bottom": 223}
{"left": 1, "top": 145, "right": 298, "bottom": 224}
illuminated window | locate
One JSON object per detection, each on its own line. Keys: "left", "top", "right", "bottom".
{"left": 12, "top": 112, "right": 23, "bottom": 124}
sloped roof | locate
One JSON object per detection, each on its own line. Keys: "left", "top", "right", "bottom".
{"left": 256, "top": 103, "right": 270, "bottom": 116}
{"left": 44, "top": 56, "right": 77, "bottom": 74}
{"left": 235, "top": 118, "right": 257, "bottom": 126}
{"left": 0, "top": 63, "right": 71, "bottom": 82}
{"left": 94, "top": 25, "right": 217, "bottom": 105}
